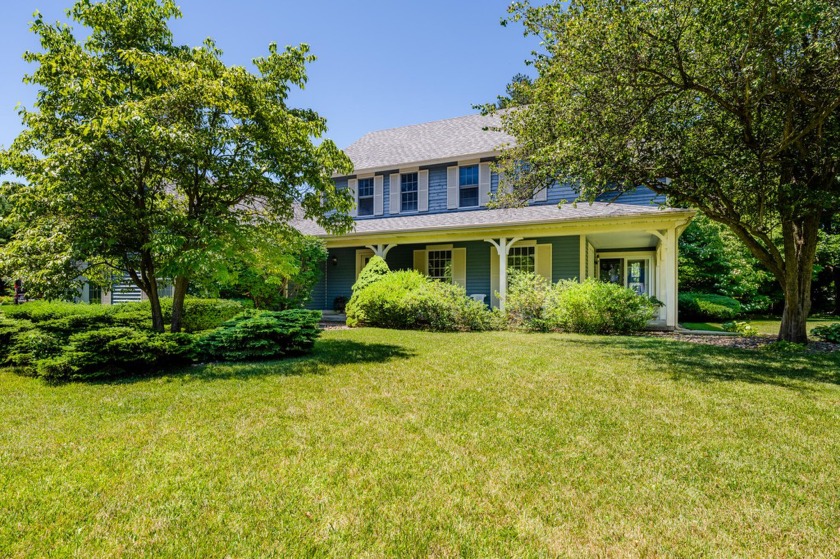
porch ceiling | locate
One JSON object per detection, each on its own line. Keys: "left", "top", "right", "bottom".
{"left": 586, "top": 231, "right": 660, "bottom": 250}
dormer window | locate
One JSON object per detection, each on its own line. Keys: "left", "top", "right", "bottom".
{"left": 357, "top": 178, "right": 374, "bottom": 216}
{"left": 459, "top": 165, "right": 479, "bottom": 208}
{"left": 401, "top": 172, "right": 418, "bottom": 212}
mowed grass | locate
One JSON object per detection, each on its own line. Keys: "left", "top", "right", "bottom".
{"left": 682, "top": 316, "right": 839, "bottom": 335}
{"left": 2, "top": 329, "right": 839, "bottom": 558}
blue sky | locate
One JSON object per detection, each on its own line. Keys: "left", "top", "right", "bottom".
{"left": 0, "top": 0, "right": 537, "bottom": 153}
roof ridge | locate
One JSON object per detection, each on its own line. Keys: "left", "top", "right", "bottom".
{"left": 347, "top": 112, "right": 503, "bottom": 145}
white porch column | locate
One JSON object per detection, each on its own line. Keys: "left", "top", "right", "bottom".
{"left": 486, "top": 237, "right": 522, "bottom": 312}
{"left": 663, "top": 227, "right": 678, "bottom": 327}
{"left": 365, "top": 244, "right": 397, "bottom": 259}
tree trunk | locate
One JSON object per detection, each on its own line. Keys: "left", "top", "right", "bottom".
{"left": 128, "top": 251, "right": 166, "bottom": 332}
{"left": 777, "top": 216, "right": 820, "bottom": 343}
{"left": 170, "top": 276, "right": 189, "bottom": 333}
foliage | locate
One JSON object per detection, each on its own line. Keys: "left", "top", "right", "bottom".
{"left": 722, "top": 321, "right": 758, "bottom": 338}
{"left": 195, "top": 309, "right": 321, "bottom": 362}
{"left": 505, "top": 270, "right": 554, "bottom": 331}
{"left": 346, "top": 270, "right": 501, "bottom": 332}
{"left": 679, "top": 214, "right": 780, "bottom": 313}
{"left": 759, "top": 341, "right": 810, "bottom": 356}
{"left": 506, "top": 273, "right": 657, "bottom": 334}
{"left": 351, "top": 255, "right": 391, "bottom": 293}
{"left": 0, "top": 0, "right": 352, "bottom": 333}
{"left": 0, "top": 298, "right": 243, "bottom": 335}
{"left": 811, "top": 324, "right": 840, "bottom": 344}
{"left": 218, "top": 232, "right": 327, "bottom": 310}
{"left": 549, "top": 279, "right": 658, "bottom": 335}
{"left": 35, "top": 328, "right": 195, "bottom": 382}
{"left": 679, "top": 293, "right": 742, "bottom": 322}
{"left": 496, "top": 0, "right": 840, "bottom": 342}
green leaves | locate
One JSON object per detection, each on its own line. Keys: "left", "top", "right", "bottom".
{"left": 1, "top": 0, "right": 351, "bottom": 314}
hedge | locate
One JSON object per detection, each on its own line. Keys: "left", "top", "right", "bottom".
{"left": 678, "top": 292, "right": 742, "bottom": 322}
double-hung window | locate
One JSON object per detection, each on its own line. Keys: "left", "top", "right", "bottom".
{"left": 357, "top": 178, "right": 374, "bottom": 216}
{"left": 459, "top": 165, "right": 479, "bottom": 208}
{"left": 427, "top": 249, "right": 453, "bottom": 282}
{"left": 508, "top": 246, "right": 536, "bottom": 274}
{"left": 401, "top": 172, "right": 418, "bottom": 213}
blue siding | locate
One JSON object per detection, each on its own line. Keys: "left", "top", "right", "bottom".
{"left": 324, "top": 247, "right": 357, "bottom": 309}
{"left": 307, "top": 261, "right": 328, "bottom": 310}
{"left": 334, "top": 171, "right": 661, "bottom": 223}
{"left": 546, "top": 235, "right": 581, "bottom": 281}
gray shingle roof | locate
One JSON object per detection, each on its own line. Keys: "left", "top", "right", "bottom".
{"left": 344, "top": 112, "right": 515, "bottom": 172}
{"left": 293, "top": 203, "right": 691, "bottom": 238}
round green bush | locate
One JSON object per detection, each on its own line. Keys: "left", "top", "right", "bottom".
{"left": 678, "top": 292, "right": 742, "bottom": 322}
{"left": 549, "top": 279, "right": 658, "bottom": 334}
{"left": 346, "top": 269, "right": 500, "bottom": 331}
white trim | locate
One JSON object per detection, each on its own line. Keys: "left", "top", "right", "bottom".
{"left": 595, "top": 251, "right": 657, "bottom": 297}
{"left": 579, "top": 236, "right": 587, "bottom": 281}
{"left": 334, "top": 150, "right": 502, "bottom": 178}
{"left": 457, "top": 158, "right": 482, "bottom": 166}
{"left": 398, "top": 166, "right": 420, "bottom": 173}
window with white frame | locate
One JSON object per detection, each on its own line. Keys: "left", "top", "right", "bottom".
{"left": 459, "top": 165, "right": 479, "bottom": 208}
{"left": 401, "top": 172, "right": 418, "bottom": 212}
{"left": 357, "top": 178, "right": 374, "bottom": 216}
{"left": 427, "top": 249, "right": 453, "bottom": 282}
{"left": 508, "top": 246, "right": 536, "bottom": 273}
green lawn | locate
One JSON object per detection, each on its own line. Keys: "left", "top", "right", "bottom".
{"left": 2, "top": 329, "right": 839, "bottom": 558}
{"left": 681, "top": 316, "right": 839, "bottom": 335}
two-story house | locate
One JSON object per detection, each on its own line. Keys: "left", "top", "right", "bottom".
{"left": 297, "top": 112, "right": 694, "bottom": 328}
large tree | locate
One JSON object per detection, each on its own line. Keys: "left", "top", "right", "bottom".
{"left": 1, "top": 0, "right": 352, "bottom": 331}
{"left": 496, "top": 0, "right": 840, "bottom": 342}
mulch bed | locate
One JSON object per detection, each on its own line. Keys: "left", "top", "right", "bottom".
{"left": 646, "top": 331, "right": 838, "bottom": 353}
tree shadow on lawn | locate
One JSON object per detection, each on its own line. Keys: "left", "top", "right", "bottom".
{"left": 94, "top": 339, "right": 416, "bottom": 385}
{"left": 559, "top": 336, "right": 840, "bottom": 391}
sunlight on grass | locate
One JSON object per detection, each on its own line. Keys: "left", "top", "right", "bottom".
{"left": 1, "top": 329, "right": 838, "bottom": 557}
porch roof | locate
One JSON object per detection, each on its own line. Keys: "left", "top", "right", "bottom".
{"left": 293, "top": 202, "right": 693, "bottom": 239}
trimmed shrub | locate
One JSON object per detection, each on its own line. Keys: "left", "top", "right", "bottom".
{"left": 679, "top": 292, "right": 742, "bottom": 322}
{"left": 35, "top": 328, "right": 195, "bottom": 381}
{"left": 352, "top": 256, "right": 391, "bottom": 293}
{"left": 812, "top": 323, "right": 840, "bottom": 344}
{"left": 0, "top": 316, "right": 35, "bottom": 362}
{"left": 196, "top": 309, "right": 321, "bottom": 362}
{"left": 7, "top": 329, "right": 63, "bottom": 370}
{"left": 549, "top": 279, "right": 658, "bottom": 334}
{"left": 346, "top": 269, "right": 501, "bottom": 331}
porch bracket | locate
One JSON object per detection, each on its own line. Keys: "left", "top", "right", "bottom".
{"left": 366, "top": 243, "right": 397, "bottom": 259}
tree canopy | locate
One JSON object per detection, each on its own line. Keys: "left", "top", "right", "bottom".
{"left": 495, "top": 0, "right": 840, "bottom": 341}
{"left": 1, "top": 0, "right": 352, "bottom": 330}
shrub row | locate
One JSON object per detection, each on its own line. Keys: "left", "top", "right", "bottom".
{"left": 506, "top": 273, "right": 658, "bottom": 334}
{"left": 346, "top": 257, "right": 502, "bottom": 331}
{"left": 0, "top": 297, "right": 244, "bottom": 334}
{"left": 345, "top": 259, "right": 657, "bottom": 335}
{"left": 1, "top": 301, "right": 321, "bottom": 381}
{"left": 811, "top": 323, "right": 840, "bottom": 344}
{"left": 678, "top": 292, "right": 742, "bottom": 322}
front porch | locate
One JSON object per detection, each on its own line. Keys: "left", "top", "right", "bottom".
{"left": 307, "top": 211, "right": 691, "bottom": 328}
